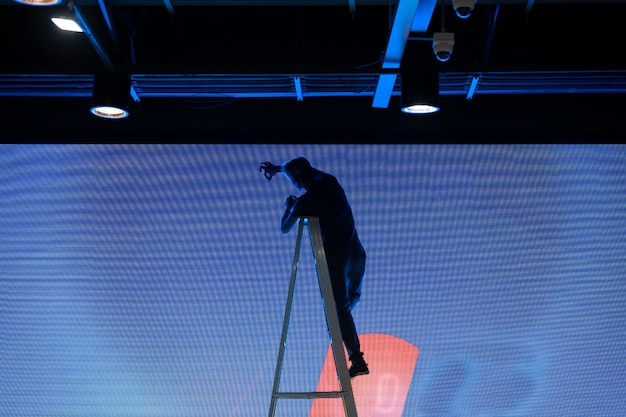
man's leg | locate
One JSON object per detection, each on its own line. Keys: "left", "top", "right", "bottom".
{"left": 327, "top": 257, "right": 360, "bottom": 357}
{"left": 346, "top": 251, "right": 366, "bottom": 312}
{"left": 327, "top": 257, "right": 369, "bottom": 377}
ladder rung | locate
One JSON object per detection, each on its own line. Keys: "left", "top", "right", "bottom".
{"left": 274, "top": 391, "right": 346, "bottom": 399}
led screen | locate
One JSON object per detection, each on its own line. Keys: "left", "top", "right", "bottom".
{"left": 2, "top": 144, "right": 625, "bottom": 417}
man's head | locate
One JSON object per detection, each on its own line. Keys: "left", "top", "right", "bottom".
{"left": 283, "top": 157, "right": 314, "bottom": 191}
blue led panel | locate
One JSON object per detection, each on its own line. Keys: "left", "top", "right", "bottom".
{"left": 1, "top": 144, "right": 625, "bottom": 417}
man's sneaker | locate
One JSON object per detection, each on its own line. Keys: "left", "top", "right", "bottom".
{"left": 349, "top": 353, "right": 370, "bottom": 378}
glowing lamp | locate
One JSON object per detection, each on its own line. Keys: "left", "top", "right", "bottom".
{"left": 14, "top": 0, "right": 63, "bottom": 6}
{"left": 400, "top": 68, "right": 440, "bottom": 114}
{"left": 90, "top": 72, "right": 131, "bottom": 119}
{"left": 51, "top": 17, "right": 83, "bottom": 32}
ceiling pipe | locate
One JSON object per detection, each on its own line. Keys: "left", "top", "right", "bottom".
{"left": 163, "top": 0, "right": 175, "bottom": 15}
{"left": 69, "top": 0, "right": 115, "bottom": 70}
{"left": 482, "top": 3, "right": 501, "bottom": 63}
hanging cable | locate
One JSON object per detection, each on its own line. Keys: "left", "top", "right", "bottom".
{"left": 440, "top": 0, "right": 447, "bottom": 33}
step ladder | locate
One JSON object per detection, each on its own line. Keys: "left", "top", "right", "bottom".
{"left": 268, "top": 216, "right": 358, "bottom": 417}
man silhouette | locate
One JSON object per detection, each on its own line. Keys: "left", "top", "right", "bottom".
{"left": 260, "top": 157, "right": 369, "bottom": 377}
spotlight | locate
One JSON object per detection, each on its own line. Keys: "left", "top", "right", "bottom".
{"left": 453, "top": 0, "right": 476, "bottom": 19}
{"left": 401, "top": 69, "right": 440, "bottom": 114}
{"left": 432, "top": 32, "right": 455, "bottom": 62}
{"left": 13, "top": 0, "right": 62, "bottom": 6}
{"left": 51, "top": 17, "right": 83, "bottom": 32}
{"left": 90, "top": 71, "right": 131, "bottom": 119}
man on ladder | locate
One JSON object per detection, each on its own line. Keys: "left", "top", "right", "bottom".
{"left": 260, "top": 157, "right": 369, "bottom": 378}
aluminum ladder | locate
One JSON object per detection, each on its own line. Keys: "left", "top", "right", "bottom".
{"left": 268, "top": 217, "right": 358, "bottom": 417}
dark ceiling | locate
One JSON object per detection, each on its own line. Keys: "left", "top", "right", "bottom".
{"left": 1, "top": 0, "right": 626, "bottom": 142}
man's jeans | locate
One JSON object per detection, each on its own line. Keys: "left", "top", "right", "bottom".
{"left": 327, "top": 244, "right": 366, "bottom": 357}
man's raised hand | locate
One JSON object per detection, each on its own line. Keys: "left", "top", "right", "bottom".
{"left": 259, "top": 161, "right": 280, "bottom": 180}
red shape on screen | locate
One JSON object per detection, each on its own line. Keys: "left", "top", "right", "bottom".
{"left": 309, "top": 333, "right": 419, "bottom": 417}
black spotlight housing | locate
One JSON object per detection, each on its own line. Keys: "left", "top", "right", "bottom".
{"left": 90, "top": 71, "right": 131, "bottom": 119}
{"left": 400, "top": 68, "right": 440, "bottom": 114}
{"left": 400, "top": 41, "right": 441, "bottom": 114}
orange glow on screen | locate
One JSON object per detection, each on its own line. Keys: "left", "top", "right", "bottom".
{"left": 310, "top": 333, "right": 420, "bottom": 417}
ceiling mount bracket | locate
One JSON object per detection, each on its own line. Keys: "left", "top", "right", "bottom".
{"left": 372, "top": 0, "right": 437, "bottom": 109}
{"left": 466, "top": 75, "right": 481, "bottom": 100}
{"left": 293, "top": 76, "right": 304, "bottom": 102}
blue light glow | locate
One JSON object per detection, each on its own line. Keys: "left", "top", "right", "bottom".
{"left": 1, "top": 144, "right": 625, "bottom": 417}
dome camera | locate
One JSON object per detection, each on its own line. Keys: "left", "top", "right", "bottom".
{"left": 453, "top": 0, "right": 476, "bottom": 19}
{"left": 432, "top": 32, "right": 455, "bottom": 62}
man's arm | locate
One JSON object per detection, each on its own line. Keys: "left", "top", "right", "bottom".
{"left": 259, "top": 161, "right": 283, "bottom": 181}
{"left": 280, "top": 195, "right": 298, "bottom": 234}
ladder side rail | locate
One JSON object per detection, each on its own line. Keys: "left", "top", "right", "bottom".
{"left": 306, "top": 217, "right": 359, "bottom": 417}
{"left": 268, "top": 219, "right": 306, "bottom": 417}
